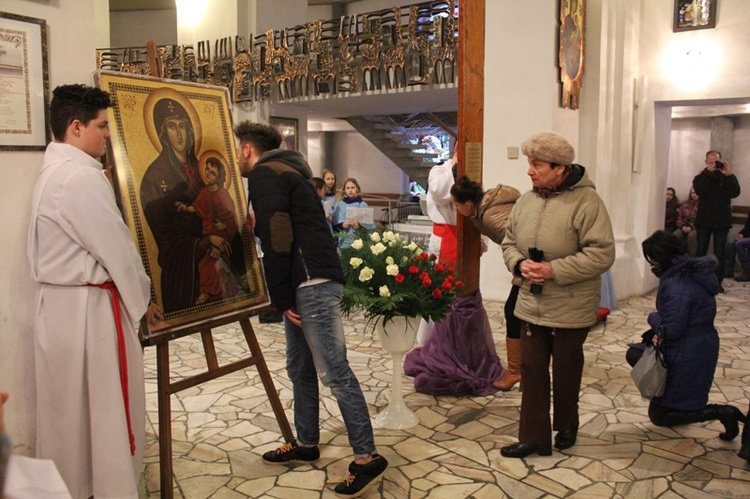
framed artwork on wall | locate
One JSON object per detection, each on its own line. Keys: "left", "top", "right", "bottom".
{"left": 0, "top": 11, "right": 50, "bottom": 150}
{"left": 270, "top": 116, "right": 299, "bottom": 151}
{"left": 559, "top": 0, "right": 585, "bottom": 110}
{"left": 95, "top": 71, "right": 269, "bottom": 339}
{"left": 674, "top": 0, "right": 717, "bottom": 32}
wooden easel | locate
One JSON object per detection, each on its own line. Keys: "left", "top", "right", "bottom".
{"left": 142, "top": 43, "right": 292, "bottom": 497}
{"left": 145, "top": 313, "right": 294, "bottom": 498}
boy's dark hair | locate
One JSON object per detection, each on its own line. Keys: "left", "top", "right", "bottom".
{"left": 642, "top": 230, "right": 686, "bottom": 269}
{"left": 49, "top": 84, "right": 111, "bottom": 141}
{"left": 309, "top": 177, "right": 325, "bottom": 191}
{"left": 234, "top": 121, "right": 282, "bottom": 153}
{"left": 450, "top": 175, "right": 484, "bottom": 204}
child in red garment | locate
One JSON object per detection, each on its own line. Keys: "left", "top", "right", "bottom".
{"left": 176, "top": 156, "right": 239, "bottom": 304}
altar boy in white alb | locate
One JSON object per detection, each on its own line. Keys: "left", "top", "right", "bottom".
{"left": 27, "top": 84, "right": 162, "bottom": 498}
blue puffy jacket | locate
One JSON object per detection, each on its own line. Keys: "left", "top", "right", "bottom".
{"left": 647, "top": 255, "right": 721, "bottom": 411}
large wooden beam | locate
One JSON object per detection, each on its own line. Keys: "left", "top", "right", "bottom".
{"left": 456, "top": 0, "right": 485, "bottom": 293}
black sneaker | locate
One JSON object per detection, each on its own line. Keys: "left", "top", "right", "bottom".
{"left": 334, "top": 454, "right": 388, "bottom": 497}
{"left": 262, "top": 440, "right": 320, "bottom": 465}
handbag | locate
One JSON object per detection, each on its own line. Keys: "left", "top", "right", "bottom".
{"left": 630, "top": 342, "right": 667, "bottom": 399}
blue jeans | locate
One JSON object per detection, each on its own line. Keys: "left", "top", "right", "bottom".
{"left": 725, "top": 237, "right": 750, "bottom": 273}
{"left": 285, "top": 280, "right": 375, "bottom": 459}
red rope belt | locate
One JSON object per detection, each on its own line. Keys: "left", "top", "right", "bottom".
{"left": 87, "top": 282, "right": 135, "bottom": 456}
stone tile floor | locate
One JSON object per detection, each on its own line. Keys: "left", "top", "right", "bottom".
{"left": 142, "top": 280, "right": 750, "bottom": 498}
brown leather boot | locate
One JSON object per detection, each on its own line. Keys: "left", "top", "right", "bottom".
{"left": 493, "top": 338, "right": 521, "bottom": 391}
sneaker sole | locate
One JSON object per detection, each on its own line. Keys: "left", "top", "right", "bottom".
{"left": 334, "top": 466, "right": 388, "bottom": 498}
{"left": 262, "top": 457, "right": 320, "bottom": 466}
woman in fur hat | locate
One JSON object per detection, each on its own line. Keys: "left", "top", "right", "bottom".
{"left": 500, "top": 132, "right": 615, "bottom": 458}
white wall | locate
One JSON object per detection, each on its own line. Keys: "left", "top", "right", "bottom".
{"left": 110, "top": 9, "right": 177, "bottom": 47}
{"left": 1, "top": 0, "right": 101, "bottom": 456}
{"left": 332, "top": 131, "right": 407, "bottom": 195}
{"left": 668, "top": 116, "right": 750, "bottom": 206}
{"left": 627, "top": 0, "right": 750, "bottom": 296}
{"left": 256, "top": 0, "right": 307, "bottom": 32}
{"left": 668, "top": 118, "right": 711, "bottom": 202}
{"left": 480, "top": 0, "right": 562, "bottom": 301}
{"left": 734, "top": 115, "right": 750, "bottom": 206}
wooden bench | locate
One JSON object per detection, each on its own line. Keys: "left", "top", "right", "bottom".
{"left": 732, "top": 205, "right": 750, "bottom": 225}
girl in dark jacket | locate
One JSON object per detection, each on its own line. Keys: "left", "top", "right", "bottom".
{"left": 634, "top": 231, "right": 745, "bottom": 439}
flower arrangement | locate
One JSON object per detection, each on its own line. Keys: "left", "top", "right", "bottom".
{"left": 340, "top": 230, "right": 462, "bottom": 328}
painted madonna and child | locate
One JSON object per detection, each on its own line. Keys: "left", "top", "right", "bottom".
{"left": 98, "top": 74, "right": 267, "bottom": 333}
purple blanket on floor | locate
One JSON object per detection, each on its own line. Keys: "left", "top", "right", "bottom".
{"left": 404, "top": 291, "right": 505, "bottom": 396}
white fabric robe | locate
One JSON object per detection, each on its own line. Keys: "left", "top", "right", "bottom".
{"left": 27, "top": 142, "right": 151, "bottom": 499}
{"left": 418, "top": 158, "right": 457, "bottom": 345}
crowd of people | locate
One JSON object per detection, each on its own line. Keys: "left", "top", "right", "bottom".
{"left": 11, "top": 81, "right": 749, "bottom": 498}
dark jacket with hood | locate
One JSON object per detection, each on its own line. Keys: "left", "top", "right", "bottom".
{"left": 247, "top": 149, "right": 344, "bottom": 311}
{"left": 647, "top": 255, "right": 721, "bottom": 412}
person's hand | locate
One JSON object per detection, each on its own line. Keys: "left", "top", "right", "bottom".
{"left": 206, "top": 235, "right": 231, "bottom": 255}
{"left": 682, "top": 226, "right": 692, "bottom": 233}
{"left": 208, "top": 246, "right": 221, "bottom": 259}
{"left": 284, "top": 308, "right": 302, "bottom": 327}
{"left": 737, "top": 234, "right": 744, "bottom": 241}
{"left": 246, "top": 211, "right": 256, "bottom": 231}
{"left": 0, "top": 392, "right": 8, "bottom": 435}
{"left": 175, "top": 201, "right": 187, "bottom": 212}
{"left": 214, "top": 220, "right": 226, "bottom": 231}
{"left": 146, "top": 302, "right": 164, "bottom": 326}
{"left": 520, "top": 259, "right": 554, "bottom": 284}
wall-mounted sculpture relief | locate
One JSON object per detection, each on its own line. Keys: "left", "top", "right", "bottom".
{"left": 96, "top": 0, "right": 458, "bottom": 103}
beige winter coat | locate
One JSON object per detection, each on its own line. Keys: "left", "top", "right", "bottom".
{"left": 471, "top": 184, "right": 521, "bottom": 245}
{"left": 501, "top": 167, "right": 615, "bottom": 328}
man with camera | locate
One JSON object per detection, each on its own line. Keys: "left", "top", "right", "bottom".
{"left": 692, "top": 150, "right": 741, "bottom": 287}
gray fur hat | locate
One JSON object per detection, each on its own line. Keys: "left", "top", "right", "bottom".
{"left": 521, "top": 132, "right": 575, "bottom": 166}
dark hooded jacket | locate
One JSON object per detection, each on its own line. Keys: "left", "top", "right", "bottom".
{"left": 247, "top": 149, "right": 344, "bottom": 311}
{"left": 647, "top": 255, "right": 721, "bottom": 412}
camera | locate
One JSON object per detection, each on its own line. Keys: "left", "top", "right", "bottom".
{"left": 715, "top": 160, "right": 725, "bottom": 169}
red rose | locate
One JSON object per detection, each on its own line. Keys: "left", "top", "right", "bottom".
{"left": 408, "top": 265, "right": 419, "bottom": 274}
{"left": 435, "top": 263, "right": 445, "bottom": 272}
{"left": 442, "top": 280, "right": 452, "bottom": 290}
{"left": 431, "top": 288, "right": 442, "bottom": 299}
{"left": 421, "top": 276, "right": 432, "bottom": 286}
{"left": 455, "top": 280, "right": 464, "bottom": 288}
{"left": 395, "top": 273, "right": 405, "bottom": 283}
{"left": 429, "top": 253, "right": 438, "bottom": 261}
{"left": 420, "top": 271, "right": 429, "bottom": 280}
{"left": 446, "top": 264, "right": 455, "bottom": 272}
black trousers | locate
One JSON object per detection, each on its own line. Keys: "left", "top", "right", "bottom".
{"left": 504, "top": 285, "right": 521, "bottom": 339}
{"left": 696, "top": 226, "right": 729, "bottom": 282}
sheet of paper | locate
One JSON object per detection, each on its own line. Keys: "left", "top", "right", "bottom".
{"left": 346, "top": 207, "right": 373, "bottom": 224}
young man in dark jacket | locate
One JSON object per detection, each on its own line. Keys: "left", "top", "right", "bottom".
{"left": 725, "top": 211, "right": 750, "bottom": 281}
{"left": 235, "top": 121, "right": 387, "bottom": 497}
{"left": 692, "top": 150, "right": 740, "bottom": 286}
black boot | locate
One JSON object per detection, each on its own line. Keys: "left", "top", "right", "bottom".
{"left": 554, "top": 426, "right": 578, "bottom": 450}
{"left": 706, "top": 404, "right": 745, "bottom": 441}
{"left": 738, "top": 409, "right": 750, "bottom": 462}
